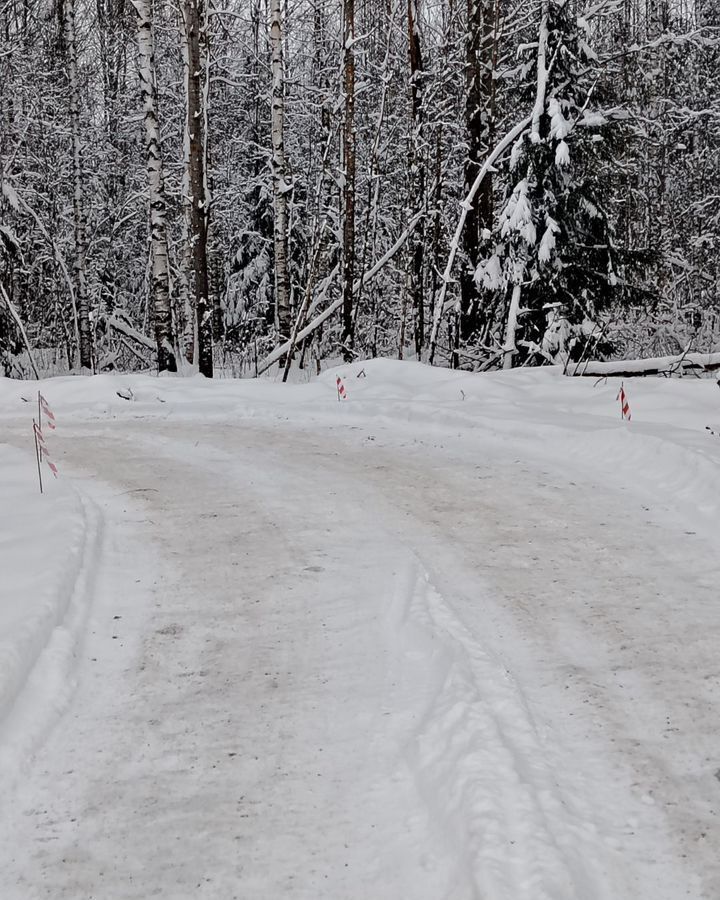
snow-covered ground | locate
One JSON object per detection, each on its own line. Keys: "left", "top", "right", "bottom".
{"left": 0, "top": 361, "right": 719, "bottom": 899}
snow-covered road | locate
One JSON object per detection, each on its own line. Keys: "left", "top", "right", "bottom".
{"left": 1, "top": 363, "right": 719, "bottom": 898}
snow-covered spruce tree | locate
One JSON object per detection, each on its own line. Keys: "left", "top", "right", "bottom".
{"left": 475, "top": 0, "right": 620, "bottom": 368}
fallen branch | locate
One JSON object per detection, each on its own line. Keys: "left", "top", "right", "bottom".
{"left": 0, "top": 280, "right": 40, "bottom": 379}
{"left": 105, "top": 314, "right": 156, "bottom": 352}
{"left": 257, "top": 212, "right": 424, "bottom": 376}
{"left": 566, "top": 351, "right": 720, "bottom": 377}
{"left": 2, "top": 180, "right": 81, "bottom": 358}
{"left": 282, "top": 263, "right": 340, "bottom": 382}
{"left": 428, "top": 114, "right": 532, "bottom": 364}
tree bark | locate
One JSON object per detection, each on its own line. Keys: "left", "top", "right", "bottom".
{"left": 182, "top": 0, "right": 213, "bottom": 377}
{"left": 64, "top": 0, "right": 93, "bottom": 370}
{"left": 408, "top": 0, "right": 426, "bottom": 358}
{"left": 341, "top": 0, "right": 356, "bottom": 359}
{"left": 133, "top": 0, "right": 177, "bottom": 373}
{"left": 269, "top": 0, "right": 292, "bottom": 352}
{"left": 460, "top": 0, "right": 496, "bottom": 342}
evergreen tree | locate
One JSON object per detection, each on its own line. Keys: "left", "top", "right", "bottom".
{"left": 476, "top": 0, "right": 621, "bottom": 366}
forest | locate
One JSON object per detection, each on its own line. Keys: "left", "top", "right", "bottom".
{"left": 1, "top": 0, "right": 718, "bottom": 378}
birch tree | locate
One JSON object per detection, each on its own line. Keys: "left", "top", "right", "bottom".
{"left": 63, "top": 0, "right": 93, "bottom": 370}
{"left": 1, "top": 0, "right": 719, "bottom": 375}
{"left": 132, "top": 0, "right": 177, "bottom": 372}
{"left": 269, "top": 0, "right": 292, "bottom": 351}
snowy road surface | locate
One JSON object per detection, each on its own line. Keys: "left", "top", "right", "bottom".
{"left": 1, "top": 362, "right": 719, "bottom": 898}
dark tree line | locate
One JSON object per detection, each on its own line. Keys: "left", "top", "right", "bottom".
{"left": 1, "top": 0, "right": 718, "bottom": 377}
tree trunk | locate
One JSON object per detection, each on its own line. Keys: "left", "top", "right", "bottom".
{"left": 460, "top": 0, "right": 496, "bottom": 342}
{"left": 408, "top": 0, "right": 425, "bottom": 358}
{"left": 182, "top": 0, "right": 213, "bottom": 377}
{"left": 133, "top": 0, "right": 177, "bottom": 373}
{"left": 64, "top": 0, "right": 93, "bottom": 370}
{"left": 341, "top": 0, "right": 356, "bottom": 359}
{"left": 269, "top": 0, "right": 292, "bottom": 353}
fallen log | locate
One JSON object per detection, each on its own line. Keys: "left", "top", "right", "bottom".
{"left": 566, "top": 351, "right": 720, "bottom": 378}
{"left": 104, "top": 314, "right": 156, "bottom": 352}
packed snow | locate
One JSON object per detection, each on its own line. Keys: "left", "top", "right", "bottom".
{"left": 0, "top": 360, "right": 719, "bottom": 899}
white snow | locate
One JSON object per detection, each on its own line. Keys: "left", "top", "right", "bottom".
{"left": 0, "top": 361, "right": 719, "bottom": 898}
{"left": 555, "top": 139, "right": 570, "bottom": 167}
{"left": 501, "top": 178, "right": 537, "bottom": 246}
{"left": 0, "top": 443, "right": 100, "bottom": 791}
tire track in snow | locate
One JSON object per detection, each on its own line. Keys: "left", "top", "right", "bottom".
{"left": 386, "top": 557, "right": 623, "bottom": 900}
{"left": 1, "top": 415, "right": 706, "bottom": 899}
{"left": 134, "top": 419, "right": 700, "bottom": 899}
{"left": 0, "top": 488, "right": 103, "bottom": 790}
{"left": 1, "top": 425, "right": 468, "bottom": 900}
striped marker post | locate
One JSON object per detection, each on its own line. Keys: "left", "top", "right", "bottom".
{"left": 336, "top": 376, "right": 348, "bottom": 401}
{"left": 36, "top": 392, "right": 56, "bottom": 465}
{"left": 32, "top": 421, "right": 58, "bottom": 494}
{"left": 617, "top": 383, "right": 631, "bottom": 422}
{"left": 39, "top": 392, "right": 56, "bottom": 430}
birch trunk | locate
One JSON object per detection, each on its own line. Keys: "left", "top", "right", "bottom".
{"left": 64, "top": 0, "right": 93, "bottom": 370}
{"left": 133, "top": 0, "right": 177, "bottom": 373}
{"left": 177, "top": 14, "right": 194, "bottom": 364}
{"left": 341, "top": 0, "right": 356, "bottom": 359}
{"left": 269, "top": 0, "right": 291, "bottom": 351}
{"left": 182, "top": 0, "right": 213, "bottom": 377}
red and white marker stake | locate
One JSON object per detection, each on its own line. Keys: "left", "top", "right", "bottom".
{"left": 39, "top": 392, "right": 56, "bottom": 430}
{"left": 36, "top": 391, "right": 56, "bottom": 468}
{"left": 32, "top": 421, "right": 58, "bottom": 493}
{"left": 617, "top": 383, "right": 631, "bottom": 421}
{"left": 336, "top": 375, "right": 348, "bottom": 401}
{"left": 34, "top": 422, "right": 58, "bottom": 477}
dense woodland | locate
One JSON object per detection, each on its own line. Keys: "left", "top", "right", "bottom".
{"left": 0, "top": 0, "right": 718, "bottom": 378}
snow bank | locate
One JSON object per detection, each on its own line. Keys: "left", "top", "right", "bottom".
{"left": 1, "top": 364, "right": 718, "bottom": 541}
{"left": 0, "top": 443, "right": 99, "bottom": 786}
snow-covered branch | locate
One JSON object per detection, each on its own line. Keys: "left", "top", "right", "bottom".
{"left": 257, "top": 212, "right": 425, "bottom": 376}
{"left": 566, "top": 352, "right": 720, "bottom": 377}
